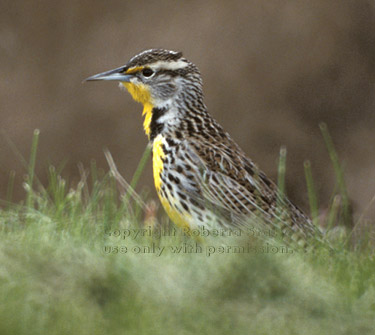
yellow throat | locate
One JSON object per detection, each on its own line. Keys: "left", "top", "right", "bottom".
{"left": 122, "top": 82, "right": 153, "bottom": 138}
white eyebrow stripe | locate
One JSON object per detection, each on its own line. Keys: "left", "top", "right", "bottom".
{"left": 150, "top": 60, "right": 189, "bottom": 71}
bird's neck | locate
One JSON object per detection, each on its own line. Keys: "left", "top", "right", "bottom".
{"left": 141, "top": 86, "right": 208, "bottom": 142}
{"left": 143, "top": 102, "right": 180, "bottom": 141}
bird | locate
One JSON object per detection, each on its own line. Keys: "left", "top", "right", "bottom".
{"left": 85, "top": 49, "right": 322, "bottom": 247}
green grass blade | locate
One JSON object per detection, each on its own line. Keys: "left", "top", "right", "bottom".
{"left": 123, "top": 145, "right": 152, "bottom": 205}
{"left": 26, "top": 129, "right": 40, "bottom": 208}
{"left": 320, "top": 123, "right": 351, "bottom": 227}
{"left": 277, "top": 146, "right": 287, "bottom": 204}
{"left": 304, "top": 160, "right": 319, "bottom": 225}
{"left": 130, "top": 144, "right": 152, "bottom": 191}
{"left": 104, "top": 150, "right": 146, "bottom": 214}
{"left": 327, "top": 195, "right": 341, "bottom": 232}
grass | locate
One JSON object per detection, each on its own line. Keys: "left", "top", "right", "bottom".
{"left": 0, "top": 129, "right": 375, "bottom": 335}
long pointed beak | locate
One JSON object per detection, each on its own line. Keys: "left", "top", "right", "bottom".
{"left": 84, "top": 65, "right": 132, "bottom": 82}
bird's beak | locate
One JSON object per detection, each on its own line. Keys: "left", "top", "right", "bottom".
{"left": 84, "top": 66, "right": 132, "bottom": 82}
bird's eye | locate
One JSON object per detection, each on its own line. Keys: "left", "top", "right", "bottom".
{"left": 142, "top": 68, "right": 154, "bottom": 77}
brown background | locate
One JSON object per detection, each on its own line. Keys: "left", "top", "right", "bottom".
{"left": 1, "top": 0, "right": 375, "bottom": 221}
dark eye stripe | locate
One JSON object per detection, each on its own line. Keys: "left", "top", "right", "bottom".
{"left": 157, "top": 69, "right": 188, "bottom": 77}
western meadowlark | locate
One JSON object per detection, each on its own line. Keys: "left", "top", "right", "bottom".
{"left": 86, "top": 49, "right": 321, "bottom": 246}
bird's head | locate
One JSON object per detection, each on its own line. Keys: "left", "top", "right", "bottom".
{"left": 86, "top": 50, "right": 204, "bottom": 134}
{"left": 86, "top": 49, "right": 204, "bottom": 138}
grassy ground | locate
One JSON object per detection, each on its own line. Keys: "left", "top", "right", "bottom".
{"left": 0, "top": 129, "right": 374, "bottom": 335}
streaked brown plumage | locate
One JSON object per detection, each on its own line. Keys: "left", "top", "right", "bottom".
{"left": 86, "top": 49, "right": 323, "bottom": 247}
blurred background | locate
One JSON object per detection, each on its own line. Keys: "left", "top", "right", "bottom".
{"left": 1, "top": 0, "right": 374, "bottom": 220}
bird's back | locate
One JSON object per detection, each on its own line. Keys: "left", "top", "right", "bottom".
{"left": 153, "top": 108, "right": 319, "bottom": 246}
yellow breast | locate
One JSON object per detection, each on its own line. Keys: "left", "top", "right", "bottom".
{"left": 152, "top": 135, "right": 165, "bottom": 192}
{"left": 152, "top": 135, "right": 192, "bottom": 229}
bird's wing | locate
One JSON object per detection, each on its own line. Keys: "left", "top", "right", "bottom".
{"left": 181, "top": 139, "right": 320, "bottom": 243}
